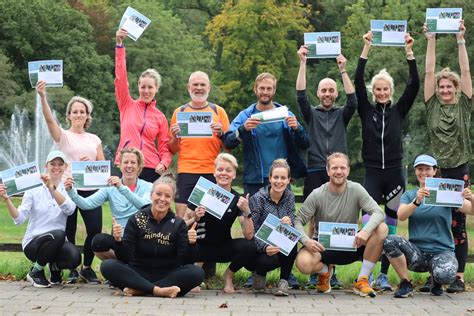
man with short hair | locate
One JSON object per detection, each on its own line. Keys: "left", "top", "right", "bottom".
{"left": 169, "top": 71, "right": 230, "bottom": 218}
{"left": 294, "top": 152, "right": 388, "bottom": 297}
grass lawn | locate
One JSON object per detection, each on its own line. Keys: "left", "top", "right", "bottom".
{"left": 1, "top": 196, "right": 474, "bottom": 289}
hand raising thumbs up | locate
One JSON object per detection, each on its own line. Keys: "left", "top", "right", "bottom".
{"left": 112, "top": 217, "right": 123, "bottom": 242}
{"left": 188, "top": 222, "right": 197, "bottom": 245}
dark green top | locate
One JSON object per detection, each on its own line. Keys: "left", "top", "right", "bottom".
{"left": 426, "top": 93, "right": 472, "bottom": 168}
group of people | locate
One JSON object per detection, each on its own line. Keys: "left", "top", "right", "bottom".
{"left": 1, "top": 20, "right": 472, "bottom": 299}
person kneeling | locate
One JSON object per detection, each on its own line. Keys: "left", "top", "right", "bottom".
{"left": 295, "top": 153, "right": 387, "bottom": 297}
{"left": 384, "top": 154, "right": 474, "bottom": 298}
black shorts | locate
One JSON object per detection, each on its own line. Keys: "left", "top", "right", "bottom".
{"left": 175, "top": 173, "right": 215, "bottom": 204}
{"left": 320, "top": 246, "right": 365, "bottom": 265}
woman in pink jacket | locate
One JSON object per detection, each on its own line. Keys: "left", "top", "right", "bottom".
{"left": 114, "top": 28, "right": 172, "bottom": 182}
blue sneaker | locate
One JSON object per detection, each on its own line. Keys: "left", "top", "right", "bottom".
{"left": 394, "top": 279, "right": 413, "bottom": 298}
{"left": 374, "top": 273, "right": 392, "bottom": 291}
{"left": 330, "top": 273, "right": 343, "bottom": 289}
{"left": 243, "top": 274, "right": 253, "bottom": 288}
{"left": 305, "top": 274, "right": 317, "bottom": 289}
{"left": 288, "top": 273, "right": 300, "bottom": 289}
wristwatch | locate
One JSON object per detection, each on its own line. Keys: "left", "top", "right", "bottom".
{"left": 242, "top": 211, "right": 252, "bottom": 218}
{"left": 412, "top": 197, "right": 421, "bottom": 207}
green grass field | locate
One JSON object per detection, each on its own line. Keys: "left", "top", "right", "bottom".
{"left": 1, "top": 196, "right": 474, "bottom": 289}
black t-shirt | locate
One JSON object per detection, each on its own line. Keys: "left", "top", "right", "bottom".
{"left": 188, "top": 188, "right": 241, "bottom": 245}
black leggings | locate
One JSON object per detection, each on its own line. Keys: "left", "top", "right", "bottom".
{"left": 91, "top": 233, "right": 115, "bottom": 253}
{"left": 66, "top": 189, "right": 102, "bottom": 267}
{"left": 250, "top": 247, "right": 297, "bottom": 280}
{"left": 100, "top": 259, "right": 204, "bottom": 297}
{"left": 139, "top": 167, "right": 161, "bottom": 183}
{"left": 23, "top": 229, "right": 81, "bottom": 269}
{"left": 186, "top": 238, "right": 257, "bottom": 273}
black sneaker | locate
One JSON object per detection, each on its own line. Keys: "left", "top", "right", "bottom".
{"left": 67, "top": 269, "right": 79, "bottom": 284}
{"left": 79, "top": 267, "right": 100, "bottom": 284}
{"left": 431, "top": 280, "right": 443, "bottom": 296}
{"left": 50, "top": 269, "right": 62, "bottom": 285}
{"left": 330, "top": 273, "right": 343, "bottom": 290}
{"left": 27, "top": 269, "right": 51, "bottom": 288}
{"left": 419, "top": 276, "right": 431, "bottom": 292}
{"left": 394, "top": 279, "right": 413, "bottom": 298}
{"left": 447, "top": 276, "right": 465, "bottom": 293}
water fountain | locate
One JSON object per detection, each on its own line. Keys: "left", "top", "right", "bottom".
{"left": 0, "top": 94, "right": 54, "bottom": 171}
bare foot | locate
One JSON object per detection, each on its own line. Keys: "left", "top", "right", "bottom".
{"left": 123, "top": 287, "right": 144, "bottom": 296}
{"left": 191, "top": 286, "right": 201, "bottom": 292}
{"left": 223, "top": 269, "right": 235, "bottom": 294}
{"left": 153, "top": 286, "right": 181, "bottom": 298}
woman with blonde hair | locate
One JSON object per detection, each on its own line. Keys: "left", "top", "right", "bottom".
{"left": 423, "top": 20, "right": 472, "bottom": 293}
{"left": 354, "top": 31, "right": 420, "bottom": 291}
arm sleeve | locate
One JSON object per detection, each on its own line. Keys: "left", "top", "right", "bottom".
{"left": 175, "top": 219, "right": 189, "bottom": 266}
{"left": 115, "top": 47, "right": 133, "bottom": 112}
{"left": 222, "top": 112, "right": 248, "bottom": 149}
{"left": 67, "top": 188, "right": 108, "bottom": 210}
{"left": 354, "top": 57, "right": 371, "bottom": 117}
{"left": 358, "top": 186, "right": 385, "bottom": 234}
{"left": 117, "top": 185, "right": 151, "bottom": 209}
{"left": 58, "top": 192, "right": 77, "bottom": 216}
{"left": 296, "top": 90, "right": 312, "bottom": 124}
{"left": 396, "top": 58, "right": 420, "bottom": 118}
{"left": 250, "top": 195, "right": 267, "bottom": 253}
{"left": 13, "top": 191, "right": 33, "bottom": 225}
{"left": 156, "top": 114, "right": 172, "bottom": 167}
{"left": 342, "top": 93, "right": 357, "bottom": 125}
{"left": 114, "top": 216, "right": 138, "bottom": 263}
{"left": 294, "top": 192, "right": 318, "bottom": 244}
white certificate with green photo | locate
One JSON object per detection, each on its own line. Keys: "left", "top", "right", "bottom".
{"left": 255, "top": 213, "right": 302, "bottom": 256}
{"left": 304, "top": 32, "right": 341, "bottom": 58}
{"left": 28, "top": 60, "right": 63, "bottom": 88}
{"left": 188, "top": 177, "right": 234, "bottom": 220}
{"left": 424, "top": 177, "right": 464, "bottom": 208}
{"left": 251, "top": 106, "right": 288, "bottom": 124}
{"left": 0, "top": 162, "right": 42, "bottom": 196}
{"left": 370, "top": 20, "right": 407, "bottom": 46}
{"left": 426, "top": 8, "right": 462, "bottom": 33}
{"left": 72, "top": 161, "right": 110, "bottom": 189}
{"left": 318, "top": 221, "right": 357, "bottom": 251}
{"left": 119, "top": 6, "right": 151, "bottom": 41}
{"left": 177, "top": 112, "right": 213, "bottom": 138}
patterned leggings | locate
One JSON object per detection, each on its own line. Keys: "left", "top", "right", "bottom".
{"left": 384, "top": 235, "right": 457, "bottom": 285}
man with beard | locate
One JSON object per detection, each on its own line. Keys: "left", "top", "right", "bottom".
{"left": 223, "top": 72, "right": 308, "bottom": 196}
{"left": 169, "top": 71, "right": 230, "bottom": 218}
{"left": 296, "top": 46, "right": 357, "bottom": 289}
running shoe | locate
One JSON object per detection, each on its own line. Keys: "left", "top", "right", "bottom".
{"left": 253, "top": 272, "right": 266, "bottom": 292}
{"left": 353, "top": 276, "right": 376, "bottom": 297}
{"left": 305, "top": 274, "right": 317, "bottom": 289}
{"left": 330, "top": 273, "right": 343, "bottom": 290}
{"left": 274, "top": 279, "right": 289, "bottom": 296}
{"left": 316, "top": 270, "right": 332, "bottom": 293}
{"left": 243, "top": 274, "right": 253, "bottom": 288}
{"left": 288, "top": 273, "right": 300, "bottom": 289}
{"left": 27, "top": 269, "right": 51, "bottom": 288}
{"left": 394, "top": 279, "right": 413, "bottom": 298}
{"left": 67, "top": 269, "right": 79, "bottom": 284}
{"left": 419, "top": 276, "right": 432, "bottom": 292}
{"left": 374, "top": 273, "right": 392, "bottom": 291}
{"left": 431, "top": 280, "right": 443, "bottom": 296}
{"left": 447, "top": 276, "right": 465, "bottom": 293}
{"left": 49, "top": 269, "right": 62, "bottom": 285}
{"left": 79, "top": 267, "right": 100, "bottom": 284}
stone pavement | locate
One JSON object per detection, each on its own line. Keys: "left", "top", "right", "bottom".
{"left": 1, "top": 281, "right": 474, "bottom": 315}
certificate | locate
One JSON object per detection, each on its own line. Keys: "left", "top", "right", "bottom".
{"left": 0, "top": 162, "right": 42, "bottom": 196}
{"left": 177, "top": 112, "right": 213, "bottom": 138}
{"left": 426, "top": 8, "right": 462, "bottom": 33}
{"left": 119, "top": 6, "right": 151, "bottom": 41}
{"left": 71, "top": 161, "right": 110, "bottom": 189}
{"left": 251, "top": 106, "right": 288, "bottom": 124}
{"left": 304, "top": 32, "right": 341, "bottom": 59}
{"left": 371, "top": 20, "right": 407, "bottom": 46}
{"left": 28, "top": 60, "right": 63, "bottom": 88}
{"left": 188, "top": 177, "right": 234, "bottom": 220}
{"left": 424, "top": 177, "right": 464, "bottom": 208}
{"left": 318, "top": 222, "right": 357, "bottom": 252}
{"left": 255, "top": 213, "right": 302, "bottom": 256}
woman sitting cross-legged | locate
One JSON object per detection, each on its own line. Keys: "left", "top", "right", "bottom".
{"left": 0, "top": 150, "right": 81, "bottom": 287}
{"left": 384, "top": 154, "right": 474, "bottom": 298}
{"left": 100, "top": 174, "right": 204, "bottom": 297}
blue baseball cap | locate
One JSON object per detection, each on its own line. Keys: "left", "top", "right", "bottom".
{"left": 413, "top": 154, "right": 437, "bottom": 168}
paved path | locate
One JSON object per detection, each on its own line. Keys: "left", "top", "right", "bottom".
{"left": 1, "top": 281, "right": 474, "bottom": 315}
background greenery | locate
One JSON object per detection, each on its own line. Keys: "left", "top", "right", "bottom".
{"left": 0, "top": 0, "right": 472, "bottom": 182}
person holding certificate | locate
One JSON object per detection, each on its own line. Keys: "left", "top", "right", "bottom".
{"left": 384, "top": 154, "right": 473, "bottom": 298}
{"left": 185, "top": 153, "right": 255, "bottom": 293}
{"left": 100, "top": 174, "right": 204, "bottom": 298}
{"left": 65, "top": 148, "right": 152, "bottom": 261}
{"left": 294, "top": 153, "right": 387, "bottom": 298}
{"left": 114, "top": 28, "right": 172, "bottom": 183}
{"left": 0, "top": 151, "right": 81, "bottom": 287}
{"left": 248, "top": 159, "right": 298, "bottom": 296}
{"left": 36, "top": 81, "right": 104, "bottom": 284}
{"left": 354, "top": 30, "right": 419, "bottom": 291}
{"left": 424, "top": 20, "right": 472, "bottom": 293}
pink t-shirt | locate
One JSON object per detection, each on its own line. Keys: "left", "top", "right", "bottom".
{"left": 56, "top": 128, "right": 102, "bottom": 179}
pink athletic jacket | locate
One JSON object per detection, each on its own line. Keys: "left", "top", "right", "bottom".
{"left": 114, "top": 47, "right": 171, "bottom": 169}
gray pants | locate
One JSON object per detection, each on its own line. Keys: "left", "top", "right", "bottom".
{"left": 383, "top": 235, "right": 457, "bottom": 285}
